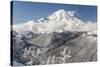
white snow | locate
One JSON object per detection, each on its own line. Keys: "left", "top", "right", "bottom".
{"left": 13, "top": 9, "right": 97, "bottom": 33}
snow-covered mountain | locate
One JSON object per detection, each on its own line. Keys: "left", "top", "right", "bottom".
{"left": 13, "top": 9, "right": 97, "bottom": 33}
{"left": 12, "top": 9, "right": 97, "bottom": 66}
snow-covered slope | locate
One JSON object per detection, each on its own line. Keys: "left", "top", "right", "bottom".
{"left": 12, "top": 30, "right": 97, "bottom": 66}
{"left": 13, "top": 9, "right": 97, "bottom": 33}
{"left": 12, "top": 9, "right": 97, "bottom": 66}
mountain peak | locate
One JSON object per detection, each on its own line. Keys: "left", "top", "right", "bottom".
{"left": 54, "top": 9, "right": 66, "bottom": 15}
{"left": 48, "top": 9, "right": 76, "bottom": 21}
{"left": 53, "top": 9, "right": 76, "bottom": 17}
{"left": 13, "top": 9, "right": 96, "bottom": 33}
{"left": 51, "top": 9, "right": 67, "bottom": 17}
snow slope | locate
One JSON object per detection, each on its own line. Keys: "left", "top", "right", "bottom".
{"left": 13, "top": 9, "right": 97, "bottom": 33}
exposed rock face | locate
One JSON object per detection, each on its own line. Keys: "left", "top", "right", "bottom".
{"left": 11, "top": 31, "right": 97, "bottom": 66}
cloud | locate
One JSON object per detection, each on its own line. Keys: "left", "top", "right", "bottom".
{"left": 13, "top": 9, "right": 97, "bottom": 33}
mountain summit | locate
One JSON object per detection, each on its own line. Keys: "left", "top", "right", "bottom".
{"left": 13, "top": 9, "right": 97, "bottom": 33}
{"left": 48, "top": 9, "right": 76, "bottom": 21}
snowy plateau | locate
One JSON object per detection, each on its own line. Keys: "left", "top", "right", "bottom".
{"left": 11, "top": 9, "right": 97, "bottom": 66}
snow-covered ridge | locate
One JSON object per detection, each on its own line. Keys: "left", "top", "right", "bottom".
{"left": 13, "top": 9, "right": 97, "bottom": 33}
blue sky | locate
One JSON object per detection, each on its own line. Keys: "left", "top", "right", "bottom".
{"left": 11, "top": 1, "right": 97, "bottom": 24}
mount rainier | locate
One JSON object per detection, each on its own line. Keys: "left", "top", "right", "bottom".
{"left": 11, "top": 9, "right": 97, "bottom": 66}
{"left": 13, "top": 9, "right": 97, "bottom": 33}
